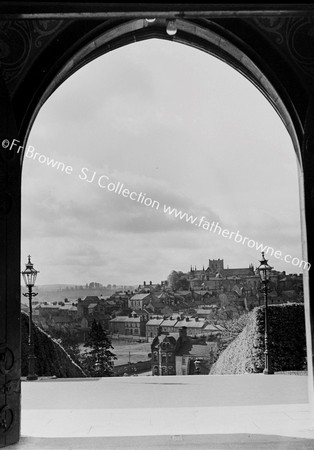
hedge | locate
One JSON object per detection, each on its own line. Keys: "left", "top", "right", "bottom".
{"left": 21, "top": 312, "right": 86, "bottom": 378}
{"left": 210, "top": 304, "right": 306, "bottom": 374}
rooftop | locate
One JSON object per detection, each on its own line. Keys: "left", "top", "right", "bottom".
{"left": 81, "top": 296, "right": 100, "bottom": 302}
{"left": 146, "top": 318, "right": 163, "bottom": 326}
{"left": 124, "top": 317, "right": 141, "bottom": 323}
{"left": 222, "top": 268, "right": 255, "bottom": 277}
{"left": 109, "top": 316, "right": 130, "bottom": 323}
{"left": 174, "top": 319, "right": 207, "bottom": 328}
{"left": 161, "top": 319, "right": 178, "bottom": 327}
{"left": 88, "top": 303, "right": 98, "bottom": 309}
{"left": 60, "top": 304, "right": 77, "bottom": 311}
{"left": 131, "top": 294, "right": 151, "bottom": 300}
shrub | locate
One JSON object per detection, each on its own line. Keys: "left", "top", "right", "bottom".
{"left": 210, "top": 304, "right": 306, "bottom": 374}
{"left": 216, "top": 313, "right": 250, "bottom": 354}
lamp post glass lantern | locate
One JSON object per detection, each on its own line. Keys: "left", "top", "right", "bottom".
{"left": 257, "top": 252, "right": 274, "bottom": 375}
{"left": 194, "top": 359, "right": 201, "bottom": 375}
{"left": 21, "top": 255, "right": 39, "bottom": 381}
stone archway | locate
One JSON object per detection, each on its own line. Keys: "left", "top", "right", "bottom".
{"left": 0, "top": 4, "right": 313, "bottom": 447}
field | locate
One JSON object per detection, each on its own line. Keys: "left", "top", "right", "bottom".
{"left": 111, "top": 340, "right": 151, "bottom": 366}
{"left": 79, "top": 339, "right": 151, "bottom": 366}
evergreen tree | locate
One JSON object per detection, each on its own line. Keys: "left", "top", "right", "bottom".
{"left": 83, "top": 320, "right": 116, "bottom": 376}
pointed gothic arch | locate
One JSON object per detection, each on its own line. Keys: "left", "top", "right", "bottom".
{"left": 0, "top": 4, "right": 314, "bottom": 447}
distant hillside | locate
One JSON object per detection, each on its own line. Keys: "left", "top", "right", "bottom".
{"left": 210, "top": 304, "right": 306, "bottom": 375}
{"left": 21, "top": 287, "right": 114, "bottom": 303}
{"left": 21, "top": 312, "right": 86, "bottom": 378}
{"left": 21, "top": 285, "right": 137, "bottom": 304}
{"left": 35, "top": 284, "right": 78, "bottom": 291}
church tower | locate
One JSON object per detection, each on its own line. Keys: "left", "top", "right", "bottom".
{"left": 208, "top": 258, "right": 224, "bottom": 274}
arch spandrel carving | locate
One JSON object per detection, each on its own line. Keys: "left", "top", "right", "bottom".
{"left": 252, "top": 16, "right": 314, "bottom": 91}
{"left": 0, "top": 19, "right": 66, "bottom": 94}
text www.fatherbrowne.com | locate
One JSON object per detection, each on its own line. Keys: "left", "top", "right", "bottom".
{"left": 4, "top": 138, "right": 310, "bottom": 272}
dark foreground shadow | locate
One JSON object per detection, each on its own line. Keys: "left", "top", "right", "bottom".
{"left": 9, "top": 434, "right": 314, "bottom": 449}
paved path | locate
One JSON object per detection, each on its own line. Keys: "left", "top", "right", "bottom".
{"left": 9, "top": 375, "right": 314, "bottom": 449}
{"left": 21, "top": 374, "right": 309, "bottom": 409}
{"left": 12, "top": 434, "right": 314, "bottom": 449}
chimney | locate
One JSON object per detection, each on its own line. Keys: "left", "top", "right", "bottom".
{"left": 179, "top": 326, "right": 187, "bottom": 341}
{"left": 150, "top": 281, "right": 152, "bottom": 285}
{"left": 144, "top": 281, "right": 146, "bottom": 286}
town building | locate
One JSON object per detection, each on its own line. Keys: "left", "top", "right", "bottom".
{"left": 109, "top": 312, "right": 146, "bottom": 337}
{"left": 192, "top": 290, "right": 212, "bottom": 303}
{"left": 109, "top": 291, "right": 132, "bottom": 311}
{"left": 146, "top": 317, "right": 164, "bottom": 339}
{"left": 76, "top": 295, "right": 112, "bottom": 330}
{"left": 151, "top": 327, "right": 215, "bottom": 376}
{"left": 151, "top": 332, "right": 183, "bottom": 376}
{"left": 176, "top": 340, "right": 217, "bottom": 375}
{"left": 137, "top": 281, "right": 161, "bottom": 293}
{"left": 124, "top": 316, "right": 146, "bottom": 337}
{"left": 109, "top": 316, "right": 129, "bottom": 335}
{"left": 77, "top": 296, "right": 103, "bottom": 317}
{"left": 159, "top": 317, "right": 178, "bottom": 334}
{"left": 128, "top": 293, "right": 155, "bottom": 310}
{"left": 174, "top": 317, "right": 208, "bottom": 336}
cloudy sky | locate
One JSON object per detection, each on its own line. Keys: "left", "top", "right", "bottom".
{"left": 21, "top": 39, "right": 302, "bottom": 286}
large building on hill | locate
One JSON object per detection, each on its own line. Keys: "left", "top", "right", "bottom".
{"left": 188, "top": 258, "right": 260, "bottom": 295}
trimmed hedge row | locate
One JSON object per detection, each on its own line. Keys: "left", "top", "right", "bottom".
{"left": 21, "top": 312, "right": 86, "bottom": 378}
{"left": 210, "top": 304, "right": 306, "bottom": 374}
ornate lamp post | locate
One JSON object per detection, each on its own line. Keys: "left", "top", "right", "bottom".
{"left": 21, "top": 255, "right": 39, "bottom": 381}
{"left": 257, "top": 252, "right": 274, "bottom": 375}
